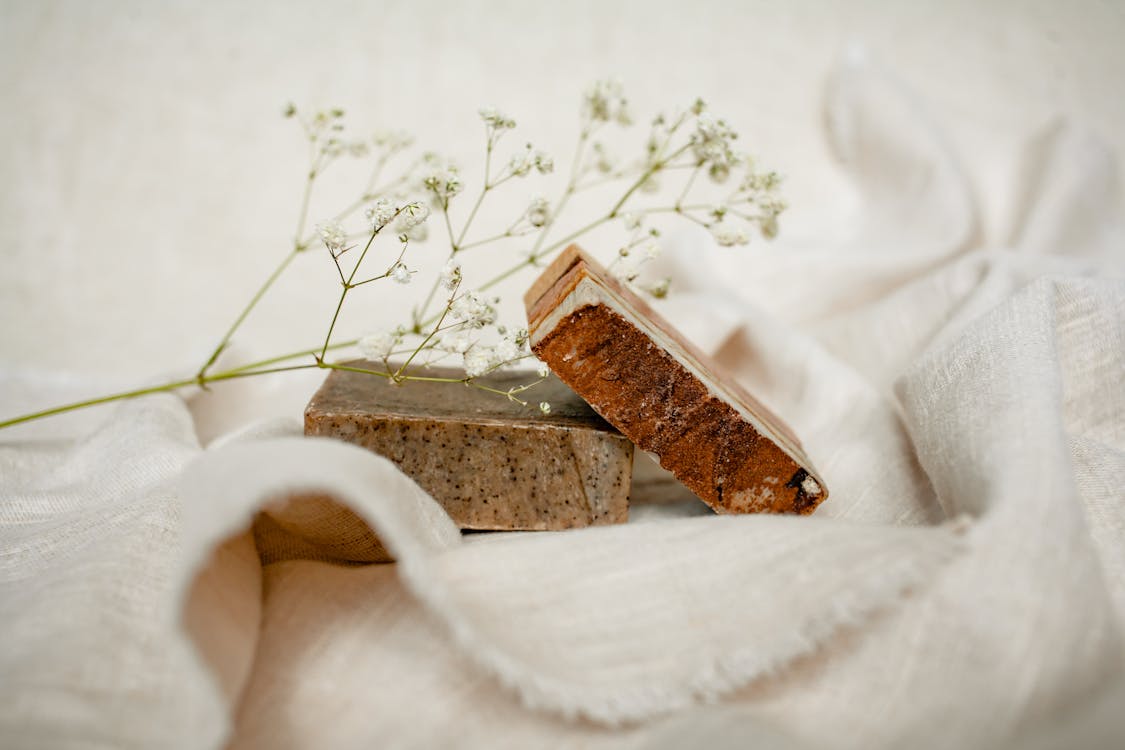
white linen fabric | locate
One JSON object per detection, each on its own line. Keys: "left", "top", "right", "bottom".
{"left": 2, "top": 55, "right": 1124, "bottom": 749}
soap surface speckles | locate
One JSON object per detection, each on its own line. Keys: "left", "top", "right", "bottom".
{"left": 304, "top": 363, "right": 633, "bottom": 530}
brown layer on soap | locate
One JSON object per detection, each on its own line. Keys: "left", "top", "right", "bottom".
{"left": 533, "top": 302, "right": 817, "bottom": 514}
{"left": 527, "top": 246, "right": 801, "bottom": 449}
{"left": 526, "top": 246, "right": 826, "bottom": 515}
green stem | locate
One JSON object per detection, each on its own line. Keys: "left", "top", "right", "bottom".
{"left": 196, "top": 154, "right": 320, "bottom": 379}
{"left": 320, "top": 288, "right": 349, "bottom": 361}
{"left": 455, "top": 137, "right": 493, "bottom": 249}
{"left": 394, "top": 284, "right": 456, "bottom": 381}
{"left": 222, "top": 340, "right": 357, "bottom": 374}
{"left": 607, "top": 143, "right": 690, "bottom": 219}
{"left": 458, "top": 230, "right": 513, "bottom": 251}
{"left": 196, "top": 247, "right": 301, "bottom": 377}
{"left": 676, "top": 163, "right": 703, "bottom": 208}
{"left": 322, "top": 362, "right": 466, "bottom": 384}
{"left": 0, "top": 364, "right": 318, "bottom": 430}
{"left": 319, "top": 206, "right": 405, "bottom": 358}
{"left": 529, "top": 126, "right": 590, "bottom": 258}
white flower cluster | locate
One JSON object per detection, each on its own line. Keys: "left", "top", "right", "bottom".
{"left": 526, "top": 197, "right": 550, "bottom": 228}
{"left": 317, "top": 221, "right": 348, "bottom": 256}
{"left": 449, "top": 292, "right": 497, "bottom": 329}
{"left": 508, "top": 144, "right": 554, "bottom": 177}
{"left": 731, "top": 168, "right": 787, "bottom": 239}
{"left": 437, "top": 331, "right": 472, "bottom": 354}
{"left": 691, "top": 114, "right": 741, "bottom": 182}
{"left": 712, "top": 226, "right": 750, "bottom": 247}
{"left": 364, "top": 198, "right": 429, "bottom": 241}
{"left": 610, "top": 241, "right": 662, "bottom": 283}
{"left": 479, "top": 107, "right": 516, "bottom": 132}
{"left": 358, "top": 329, "right": 403, "bottom": 361}
{"left": 440, "top": 258, "right": 462, "bottom": 291}
{"left": 296, "top": 107, "right": 370, "bottom": 160}
{"left": 394, "top": 201, "right": 430, "bottom": 241}
{"left": 365, "top": 198, "right": 397, "bottom": 230}
{"left": 390, "top": 262, "right": 412, "bottom": 284}
{"left": 740, "top": 170, "right": 781, "bottom": 193}
{"left": 423, "top": 159, "right": 463, "bottom": 202}
{"left": 460, "top": 327, "right": 529, "bottom": 378}
{"left": 584, "top": 79, "right": 632, "bottom": 125}
{"left": 648, "top": 278, "right": 671, "bottom": 299}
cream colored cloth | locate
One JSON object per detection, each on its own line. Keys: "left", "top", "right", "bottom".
{"left": 2, "top": 55, "right": 1124, "bottom": 749}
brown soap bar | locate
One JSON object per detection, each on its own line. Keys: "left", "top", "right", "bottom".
{"left": 524, "top": 245, "right": 827, "bottom": 515}
{"left": 304, "top": 363, "right": 633, "bottom": 530}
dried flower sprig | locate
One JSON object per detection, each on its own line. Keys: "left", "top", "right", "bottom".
{"left": 0, "top": 81, "right": 785, "bottom": 430}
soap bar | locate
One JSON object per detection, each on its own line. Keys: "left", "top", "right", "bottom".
{"left": 524, "top": 245, "right": 827, "bottom": 515}
{"left": 304, "top": 363, "right": 633, "bottom": 530}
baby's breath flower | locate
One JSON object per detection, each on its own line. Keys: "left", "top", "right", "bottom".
{"left": 691, "top": 114, "right": 741, "bottom": 179}
{"left": 450, "top": 292, "right": 497, "bottom": 329}
{"left": 365, "top": 198, "right": 397, "bottom": 230}
{"left": 509, "top": 145, "right": 554, "bottom": 177}
{"left": 399, "top": 222, "right": 428, "bottom": 242}
{"left": 438, "top": 332, "right": 472, "bottom": 354}
{"left": 709, "top": 163, "right": 731, "bottom": 182}
{"left": 583, "top": 79, "right": 631, "bottom": 125}
{"left": 712, "top": 225, "right": 750, "bottom": 247}
{"left": 440, "top": 258, "right": 462, "bottom": 290}
{"left": 535, "top": 360, "right": 550, "bottom": 378}
{"left": 610, "top": 259, "right": 640, "bottom": 283}
{"left": 317, "top": 221, "right": 348, "bottom": 256}
{"left": 649, "top": 278, "right": 671, "bottom": 299}
{"left": 463, "top": 346, "right": 493, "bottom": 378}
{"left": 534, "top": 151, "right": 554, "bottom": 174}
{"left": 621, "top": 213, "right": 643, "bottom": 231}
{"left": 526, "top": 196, "right": 550, "bottom": 227}
{"left": 741, "top": 170, "right": 781, "bottom": 193}
{"left": 358, "top": 330, "right": 398, "bottom": 360}
{"left": 396, "top": 201, "right": 430, "bottom": 230}
{"left": 760, "top": 216, "right": 779, "bottom": 239}
{"left": 757, "top": 196, "right": 788, "bottom": 218}
{"left": 492, "top": 327, "right": 529, "bottom": 364}
{"left": 538, "top": 401, "right": 552, "bottom": 415}
{"left": 391, "top": 262, "right": 412, "bottom": 284}
{"left": 423, "top": 161, "right": 463, "bottom": 202}
{"left": 479, "top": 107, "right": 516, "bottom": 131}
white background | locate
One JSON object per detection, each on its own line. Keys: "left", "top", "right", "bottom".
{"left": 2, "top": 0, "right": 1123, "bottom": 378}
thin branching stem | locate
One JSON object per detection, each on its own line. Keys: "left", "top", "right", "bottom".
{"left": 0, "top": 363, "right": 319, "bottom": 430}
{"left": 319, "top": 206, "right": 405, "bottom": 360}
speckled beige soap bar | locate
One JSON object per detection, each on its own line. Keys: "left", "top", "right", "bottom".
{"left": 304, "top": 362, "right": 634, "bottom": 531}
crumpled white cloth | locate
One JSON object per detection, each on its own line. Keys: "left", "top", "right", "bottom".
{"left": 2, "top": 53, "right": 1124, "bottom": 749}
